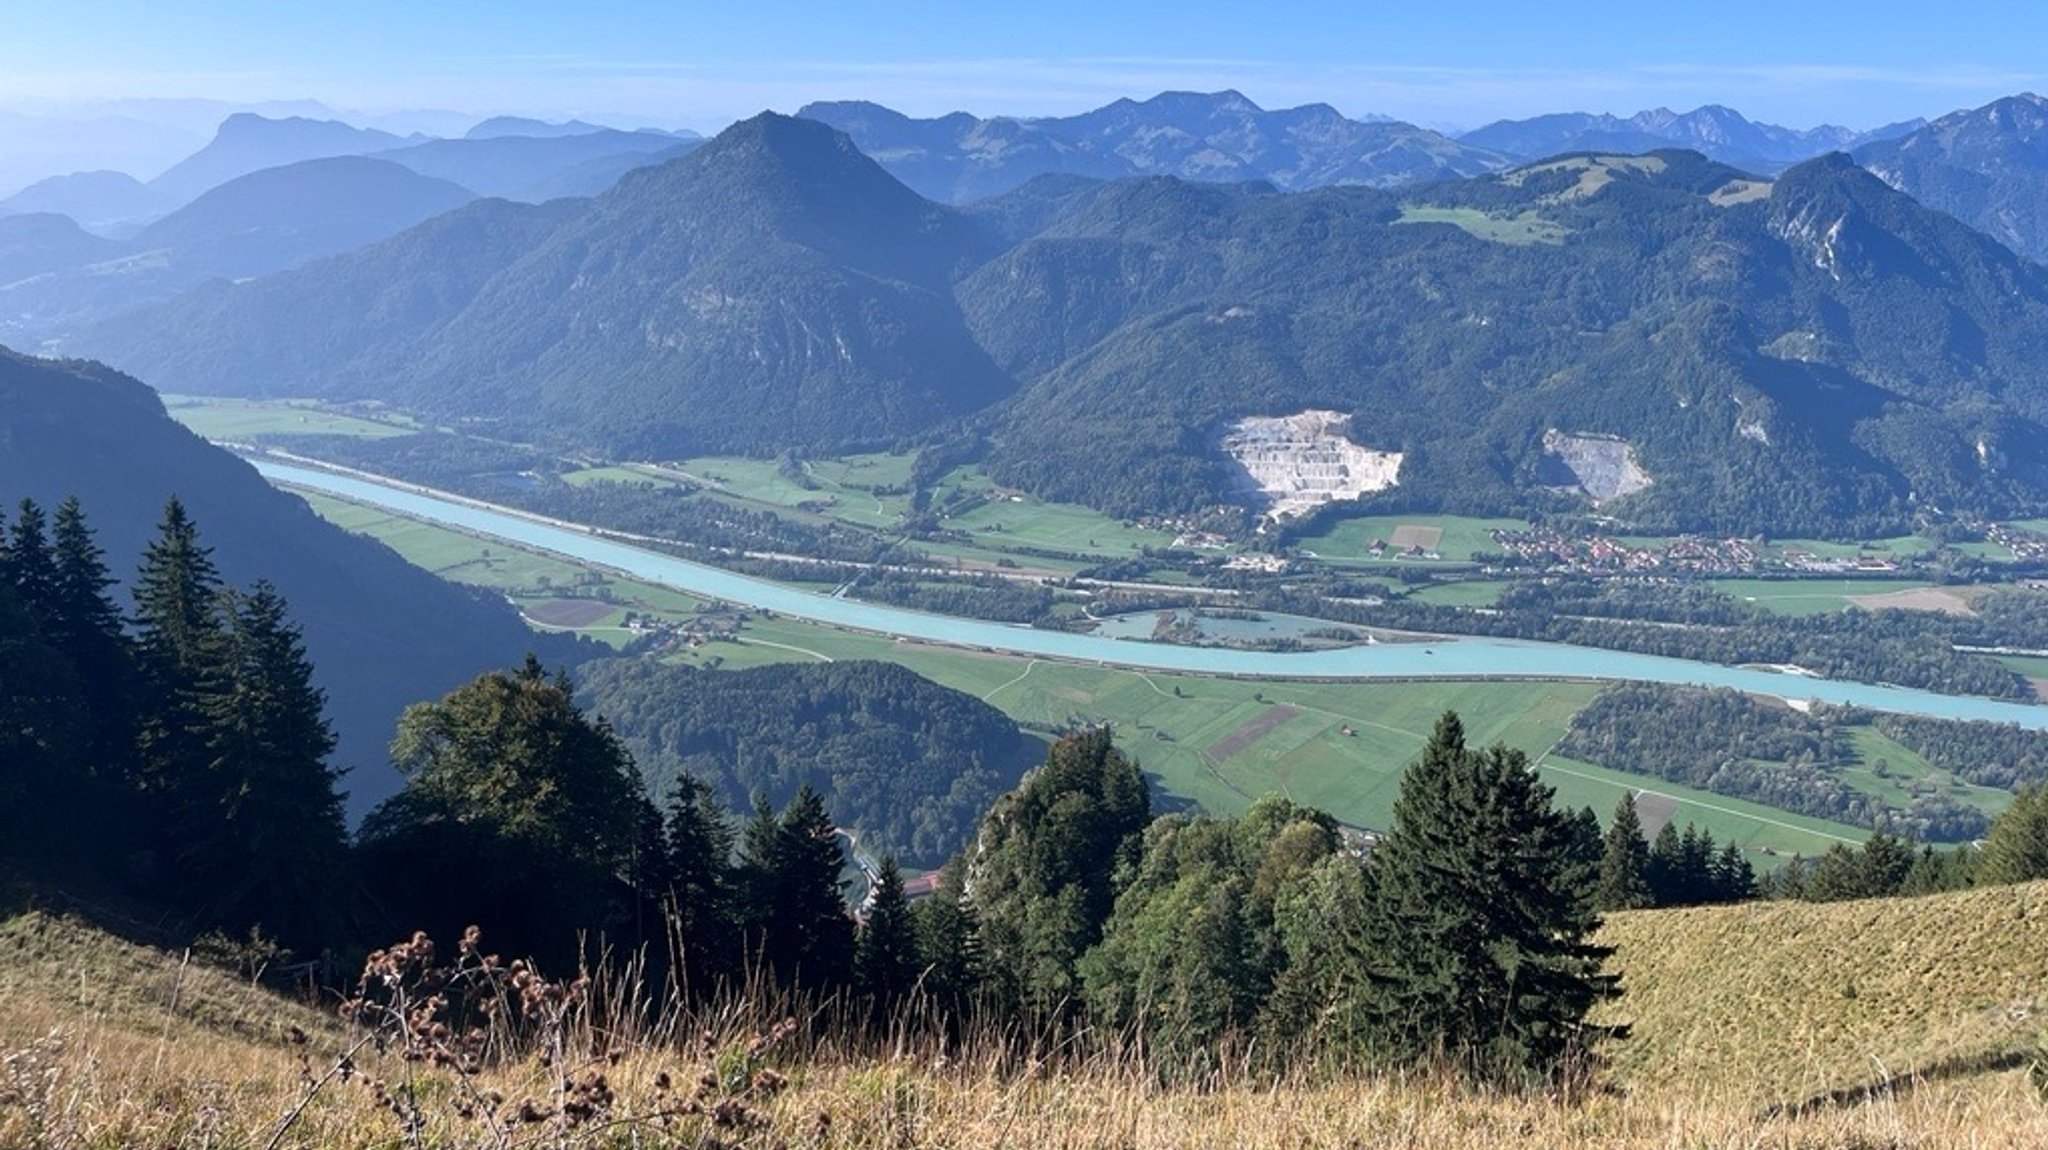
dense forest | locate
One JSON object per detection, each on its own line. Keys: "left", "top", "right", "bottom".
{"left": 1557, "top": 683, "right": 2048, "bottom": 841}
{"left": 575, "top": 658, "right": 1041, "bottom": 867}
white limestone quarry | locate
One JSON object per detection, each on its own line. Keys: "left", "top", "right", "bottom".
{"left": 1542, "top": 429, "right": 1652, "bottom": 503}
{"left": 1219, "top": 410, "right": 1401, "bottom": 519}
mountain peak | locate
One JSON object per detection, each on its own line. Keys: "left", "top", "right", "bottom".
{"left": 1141, "top": 89, "right": 1264, "bottom": 115}
{"left": 465, "top": 116, "right": 609, "bottom": 140}
{"left": 695, "top": 110, "right": 868, "bottom": 169}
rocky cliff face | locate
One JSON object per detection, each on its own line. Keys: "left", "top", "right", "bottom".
{"left": 1219, "top": 410, "right": 1402, "bottom": 519}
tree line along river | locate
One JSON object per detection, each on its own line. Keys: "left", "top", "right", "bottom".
{"left": 253, "top": 459, "right": 2048, "bottom": 732}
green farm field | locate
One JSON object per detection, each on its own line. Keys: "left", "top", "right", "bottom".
{"left": 1407, "top": 580, "right": 1509, "bottom": 607}
{"left": 1838, "top": 726, "right": 2011, "bottom": 823}
{"left": 1298, "top": 515, "right": 1526, "bottom": 564}
{"left": 1710, "top": 577, "right": 1936, "bottom": 616}
{"left": 165, "top": 395, "right": 414, "bottom": 440}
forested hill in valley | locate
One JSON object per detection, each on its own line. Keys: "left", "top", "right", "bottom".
{"left": 80, "top": 117, "right": 2048, "bottom": 536}
{"left": 0, "top": 349, "right": 577, "bottom": 812}
{"left": 575, "top": 658, "right": 1040, "bottom": 867}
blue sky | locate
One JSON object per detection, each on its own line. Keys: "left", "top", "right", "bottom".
{"left": 3, "top": 0, "right": 2042, "bottom": 131}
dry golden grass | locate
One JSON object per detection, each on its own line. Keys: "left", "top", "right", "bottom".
{"left": 5, "top": 885, "right": 2048, "bottom": 1148}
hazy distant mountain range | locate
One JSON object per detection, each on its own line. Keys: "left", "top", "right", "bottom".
{"left": 0, "top": 112, "right": 703, "bottom": 229}
{"left": 12, "top": 88, "right": 2048, "bottom": 536}
{"left": 0, "top": 156, "right": 478, "bottom": 344}
{"left": 798, "top": 90, "right": 1509, "bottom": 201}
{"left": 1460, "top": 106, "right": 1923, "bottom": 173}
{"left": 84, "top": 112, "right": 2048, "bottom": 537}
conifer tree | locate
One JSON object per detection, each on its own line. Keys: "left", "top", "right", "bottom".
{"left": 1647, "top": 821, "right": 1683, "bottom": 905}
{"left": 736, "top": 786, "right": 853, "bottom": 990}
{"left": 1561, "top": 805, "right": 1604, "bottom": 911}
{"left": 1595, "top": 793, "right": 1654, "bottom": 911}
{"left": 662, "top": 774, "right": 740, "bottom": 992}
{"left": 1358, "top": 711, "right": 1621, "bottom": 1082}
{"left": 0, "top": 576, "right": 88, "bottom": 856}
{"left": 49, "top": 497, "right": 135, "bottom": 777}
{"left": 7, "top": 499, "right": 60, "bottom": 623}
{"left": 855, "top": 856, "right": 922, "bottom": 1016}
{"left": 1710, "top": 841, "right": 1756, "bottom": 902}
{"left": 1980, "top": 784, "right": 2048, "bottom": 886}
{"left": 184, "top": 582, "right": 348, "bottom": 943}
{"left": 909, "top": 875, "right": 984, "bottom": 1019}
{"left": 131, "top": 496, "right": 230, "bottom": 800}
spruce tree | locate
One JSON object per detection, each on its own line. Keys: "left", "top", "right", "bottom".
{"left": 1710, "top": 841, "right": 1756, "bottom": 903}
{"left": 909, "top": 876, "right": 984, "bottom": 1020}
{"left": 1647, "top": 821, "right": 1683, "bottom": 906}
{"left": 0, "top": 577, "right": 88, "bottom": 859}
{"left": 1980, "top": 784, "right": 2048, "bottom": 886}
{"left": 855, "top": 857, "right": 922, "bottom": 1017}
{"left": 1595, "top": 793, "right": 1654, "bottom": 911}
{"left": 775, "top": 786, "right": 855, "bottom": 990}
{"left": 736, "top": 787, "right": 853, "bottom": 990}
{"left": 1561, "top": 805, "right": 1604, "bottom": 911}
{"left": 49, "top": 497, "right": 135, "bottom": 778}
{"left": 1358, "top": 711, "right": 1622, "bottom": 1082}
{"left": 185, "top": 582, "right": 348, "bottom": 943}
{"left": 662, "top": 774, "right": 740, "bottom": 993}
{"left": 131, "top": 496, "right": 230, "bottom": 800}
{"left": 7, "top": 499, "right": 60, "bottom": 623}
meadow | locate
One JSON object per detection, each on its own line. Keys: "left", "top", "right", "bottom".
{"left": 1296, "top": 515, "right": 1527, "bottom": 564}
{"left": 8, "top": 882, "right": 2048, "bottom": 1148}
{"left": 163, "top": 395, "right": 415, "bottom": 440}
{"left": 1710, "top": 577, "right": 1938, "bottom": 616}
{"left": 1394, "top": 205, "right": 1568, "bottom": 245}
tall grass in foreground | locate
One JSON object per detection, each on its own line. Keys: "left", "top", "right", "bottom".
{"left": 5, "top": 914, "right": 2048, "bottom": 1149}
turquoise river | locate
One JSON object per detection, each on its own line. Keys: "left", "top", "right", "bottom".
{"left": 256, "top": 460, "right": 2048, "bottom": 731}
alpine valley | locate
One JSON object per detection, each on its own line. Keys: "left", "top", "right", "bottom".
{"left": 74, "top": 105, "right": 2048, "bottom": 537}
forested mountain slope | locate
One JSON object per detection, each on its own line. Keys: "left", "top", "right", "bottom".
{"left": 82, "top": 121, "right": 2048, "bottom": 535}
{"left": 0, "top": 349, "right": 575, "bottom": 812}
{"left": 1855, "top": 92, "right": 2048, "bottom": 265}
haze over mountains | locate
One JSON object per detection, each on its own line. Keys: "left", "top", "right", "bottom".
{"left": 798, "top": 91, "right": 1508, "bottom": 201}
{"left": 0, "top": 156, "right": 480, "bottom": 345}
{"left": 80, "top": 110, "right": 2048, "bottom": 537}
{"left": 1461, "top": 106, "right": 1923, "bottom": 173}
{"left": 10, "top": 87, "right": 2048, "bottom": 538}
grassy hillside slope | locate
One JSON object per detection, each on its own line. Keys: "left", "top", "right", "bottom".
{"left": 1598, "top": 881, "right": 2048, "bottom": 1107}
{"left": 6, "top": 882, "right": 2048, "bottom": 1146}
